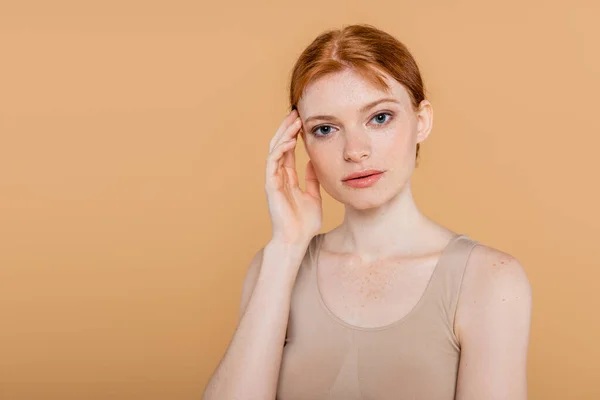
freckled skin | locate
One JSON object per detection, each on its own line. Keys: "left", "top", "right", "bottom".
{"left": 317, "top": 250, "right": 444, "bottom": 327}
{"left": 338, "top": 257, "right": 398, "bottom": 303}
{"left": 493, "top": 257, "right": 513, "bottom": 267}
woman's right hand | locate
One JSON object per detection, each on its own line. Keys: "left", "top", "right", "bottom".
{"left": 265, "top": 109, "right": 323, "bottom": 248}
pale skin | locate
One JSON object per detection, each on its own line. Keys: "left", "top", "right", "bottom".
{"left": 203, "top": 68, "right": 532, "bottom": 399}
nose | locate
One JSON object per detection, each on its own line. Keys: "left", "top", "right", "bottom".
{"left": 343, "top": 129, "right": 371, "bottom": 162}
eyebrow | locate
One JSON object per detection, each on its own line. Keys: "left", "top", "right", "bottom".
{"left": 303, "top": 97, "right": 401, "bottom": 125}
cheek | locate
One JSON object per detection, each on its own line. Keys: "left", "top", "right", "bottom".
{"left": 306, "top": 144, "right": 342, "bottom": 181}
{"left": 306, "top": 146, "right": 328, "bottom": 169}
{"left": 375, "top": 127, "right": 406, "bottom": 149}
{"left": 374, "top": 129, "right": 415, "bottom": 164}
{"left": 304, "top": 136, "right": 331, "bottom": 159}
{"left": 389, "top": 124, "right": 415, "bottom": 148}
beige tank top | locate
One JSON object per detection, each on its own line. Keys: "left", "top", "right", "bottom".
{"left": 276, "top": 232, "right": 479, "bottom": 400}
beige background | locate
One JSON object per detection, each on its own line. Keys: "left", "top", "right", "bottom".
{"left": 1, "top": 1, "right": 598, "bottom": 399}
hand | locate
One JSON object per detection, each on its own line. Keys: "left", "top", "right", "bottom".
{"left": 265, "top": 109, "right": 323, "bottom": 248}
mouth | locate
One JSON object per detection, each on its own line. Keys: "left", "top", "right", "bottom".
{"left": 341, "top": 170, "right": 385, "bottom": 188}
{"left": 342, "top": 170, "right": 385, "bottom": 181}
{"left": 346, "top": 173, "right": 379, "bottom": 180}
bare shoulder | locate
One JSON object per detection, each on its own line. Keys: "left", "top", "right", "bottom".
{"left": 463, "top": 242, "right": 531, "bottom": 287}
{"left": 455, "top": 241, "right": 532, "bottom": 342}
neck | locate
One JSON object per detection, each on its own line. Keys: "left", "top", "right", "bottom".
{"left": 332, "top": 180, "right": 441, "bottom": 261}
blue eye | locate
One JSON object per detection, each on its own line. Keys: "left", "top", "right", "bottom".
{"left": 372, "top": 112, "right": 392, "bottom": 125}
{"left": 312, "top": 125, "right": 336, "bottom": 137}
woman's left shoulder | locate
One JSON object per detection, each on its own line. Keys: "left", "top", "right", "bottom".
{"left": 455, "top": 240, "right": 532, "bottom": 339}
{"left": 462, "top": 240, "right": 531, "bottom": 291}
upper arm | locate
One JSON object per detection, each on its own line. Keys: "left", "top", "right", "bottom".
{"left": 454, "top": 244, "right": 533, "bottom": 400}
{"left": 238, "top": 247, "right": 265, "bottom": 322}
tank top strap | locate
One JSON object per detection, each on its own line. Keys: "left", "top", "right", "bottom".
{"left": 421, "top": 234, "right": 480, "bottom": 334}
{"left": 308, "top": 233, "right": 322, "bottom": 266}
{"left": 298, "top": 234, "right": 318, "bottom": 281}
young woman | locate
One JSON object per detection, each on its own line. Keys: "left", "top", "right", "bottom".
{"left": 203, "top": 24, "right": 532, "bottom": 400}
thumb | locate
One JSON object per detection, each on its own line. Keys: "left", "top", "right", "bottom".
{"left": 305, "top": 160, "right": 321, "bottom": 200}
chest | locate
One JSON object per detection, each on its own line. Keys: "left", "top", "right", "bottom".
{"left": 316, "top": 252, "right": 440, "bottom": 328}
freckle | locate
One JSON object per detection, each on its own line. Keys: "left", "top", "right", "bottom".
{"left": 493, "top": 264, "right": 497, "bottom": 266}
{"left": 502, "top": 298, "right": 506, "bottom": 302}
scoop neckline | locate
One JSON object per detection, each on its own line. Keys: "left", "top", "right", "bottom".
{"left": 312, "top": 232, "right": 464, "bottom": 332}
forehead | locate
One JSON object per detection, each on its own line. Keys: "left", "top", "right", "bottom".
{"left": 297, "top": 68, "right": 410, "bottom": 116}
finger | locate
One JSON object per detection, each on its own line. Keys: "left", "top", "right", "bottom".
{"left": 281, "top": 124, "right": 301, "bottom": 189}
{"left": 265, "top": 138, "right": 297, "bottom": 187}
{"left": 282, "top": 124, "right": 298, "bottom": 170}
{"left": 283, "top": 162, "right": 299, "bottom": 188}
{"left": 305, "top": 160, "right": 321, "bottom": 199}
{"left": 271, "top": 116, "right": 302, "bottom": 153}
{"left": 269, "top": 110, "right": 299, "bottom": 152}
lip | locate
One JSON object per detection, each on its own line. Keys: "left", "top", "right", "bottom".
{"left": 341, "top": 170, "right": 384, "bottom": 189}
{"left": 342, "top": 169, "right": 384, "bottom": 182}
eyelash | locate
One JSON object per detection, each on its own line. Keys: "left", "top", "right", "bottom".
{"left": 310, "top": 112, "right": 395, "bottom": 138}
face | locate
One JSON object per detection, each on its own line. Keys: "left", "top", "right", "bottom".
{"left": 297, "top": 68, "right": 433, "bottom": 210}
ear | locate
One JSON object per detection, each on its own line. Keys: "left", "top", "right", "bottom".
{"left": 415, "top": 100, "right": 433, "bottom": 144}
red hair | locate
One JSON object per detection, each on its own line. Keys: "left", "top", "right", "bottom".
{"left": 289, "top": 24, "right": 427, "bottom": 162}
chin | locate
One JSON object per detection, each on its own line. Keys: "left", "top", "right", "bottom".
{"left": 333, "top": 187, "right": 399, "bottom": 211}
{"left": 346, "top": 199, "right": 386, "bottom": 211}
